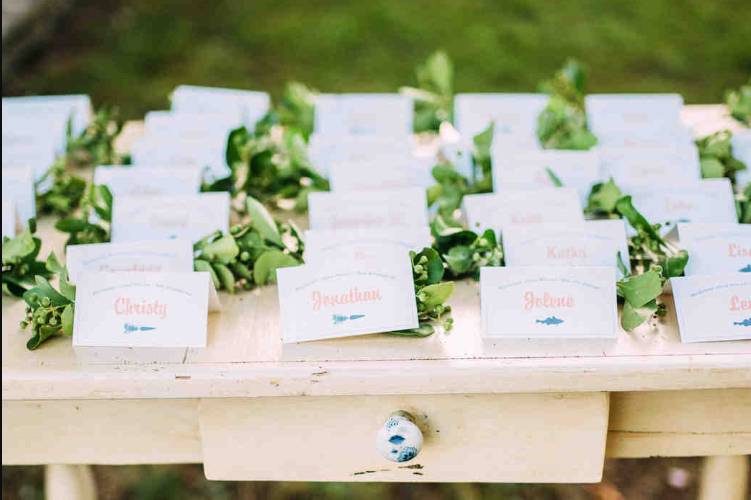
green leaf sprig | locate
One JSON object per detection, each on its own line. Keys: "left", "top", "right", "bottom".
{"left": 537, "top": 59, "right": 597, "bottom": 150}
{"left": 696, "top": 130, "right": 747, "bottom": 182}
{"left": 401, "top": 51, "right": 454, "bottom": 133}
{"left": 736, "top": 183, "right": 751, "bottom": 224}
{"left": 390, "top": 247, "right": 454, "bottom": 337}
{"left": 431, "top": 215, "right": 503, "bottom": 280}
{"left": 20, "top": 254, "right": 75, "bottom": 350}
{"left": 193, "top": 196, "right": 304, "bottom": 292}
{"left": 726, "top": 79, "right": 751, "bottom": 126}
{"left": 55, "top": 184, "right": 113, "bottom": 246}
{"left": 2, "top": 219, "right": 51, "bottom": 297}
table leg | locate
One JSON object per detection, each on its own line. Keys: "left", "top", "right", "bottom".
{"left": 45, "top": 464, "right": 96, "bottom": 500}
{"left": 697, "top": 455, "right": 749, "bottom": 500}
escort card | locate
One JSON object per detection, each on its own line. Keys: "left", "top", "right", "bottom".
{"left": 328, "top": 157, "right": 432, "bottom": 191}
{"left": 73, "top": 272, "right": 211, "bottom": 348}
{"left": 143, "top": 111, "right": 238, "bottom": 141}
{"left": 585, "top": 93, "right": 684, "bottom": 138}
{"left": 111, "top": 192, "right": 230, "bottom": 243}
{"left": 308, "top": 188, "right": 428, "bottom": 230}
{"left": 66, "top": 240, "right": 194, "bottom": 283}
{"left": 129, "top": 137, "right": 228, "bottom": 180}
{"left": 628, "top": 179, "right": 737, "bottom": 229}
{"left": 276, "top": 254, "right": 418, "bottom": 343}
{"left": 314, "top": 93, "right": 413, "bottom": 137}
{"left": 170, "top": 85, "right": 270, "bottom": 127}
{"left": 94, "top": 165, "right": 202, "bottom": 197}
{"left": 2, "top": 200, "right": 15, "bottom": 238}
{"left": 599, "top": 146, "right": 701, "bottom": 186}
{"left": 1, "top": 165, "right": 35, "bottom": 225}
{"left": 481, "top": 266, "right": 617, "bottom": 339}
{"left": 2, "top": 94, "right": 92, "bottom": 137}
{"left": 503, "top": 220, "right": 630, "bottom": 273}
{"left": 491, "top": 149, "right": 600, "bottom": 203}
{"left": 678, "top": 223, "right": 751, "bottom": 275}
{"left": 453, "top": 93, "right": 547, "bottom": 144}
{"left": 671, "top": 274, "right": 751, "bottom": 342}
{"left": 462, "top": 188, "right": 583, "bottom": 233}
{"left": 304, "top": 227, "right": 432, "bottom": 265}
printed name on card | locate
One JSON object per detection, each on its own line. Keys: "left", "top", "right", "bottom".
{"left": 671, "top": 274, "right": 751, "bottom": 342}
{"left": 307, "top": 188, "right": 428, "bottom": 230}
{"left": 276, "top": 254, "right": 418, "bottom": 343}
{"left": 1, "top": 165, "right": 35, "bottom": 225}
{"left": 627, "top": 179, "right": 737, "bottom": 228}
{"left": 503, "top": 220, "right": 630, "bottom": 272}
{"left": 94, "top": 165, "right": 202, "bottom": 198}
{"left": 462, "top": 188, "right": 583, "bottom": 233}
{"left": 111, "top": 192, "right": 230, "bottom": 243}
{"left": 678, "top": 223, "right": 751, "bottom": 275}
{"left": 491, "top": 149, "right": 600, "bottom": 202}
{"left": 480, "top": 266, "right": 617, "bottom": 339}
{"left": 66, "top": 240, "right": 194, "bottom": 283}
{"left": 304, "top": 227, "right": 432, "bottom": 265}
{"left": 585, "top": 94, "right": 684, "bottom": 137}
{"left": 73, "top": 272, "right": 212, "bottom": 348}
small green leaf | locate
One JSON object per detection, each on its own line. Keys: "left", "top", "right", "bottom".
{"left": 419, "top": 282, "right": 455, "bottom": 308}
{"left": 61, "top": 304, "right": 74, "bottom": 336}
{"left": 195, "top": 259, "right": 221, "bottom": 289}
{"left": 621, "top": 299, "right": 658, "bottom": 331}
{"left": 617, "top": 270, "right": 663, "bottom": 308}
{"left": 387, "top": 324, "right": 435, "bottom": 337}
{"left": 545, "top": 167, "right": 563, "bottom": 187}
{"left": 444, "top": 245, "right": 473, "bottom": 274}
{"left": 2, "top": 230, "right": 36, "bottom": 262}
{"left": 700, "top": 158, "right": 725, "bottom": 178}
{"left": 200, "top": 235, "right": 240, "bottom": 264}
{"left": 253, "top": 250, "right": 299, "bottom": 285}
{"left": 246, "top": 196, "right": 282, "bottom": 246}
{"left": 213, "top": 263, "right": 236, "bottom": 293}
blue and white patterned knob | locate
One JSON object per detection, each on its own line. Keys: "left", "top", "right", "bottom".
{"left": 376, "top": 411, "right": 423, "bottom": 463}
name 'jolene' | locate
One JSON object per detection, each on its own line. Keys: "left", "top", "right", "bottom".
{"left": 523, "top": 291, "right": 575, "bottom": 310}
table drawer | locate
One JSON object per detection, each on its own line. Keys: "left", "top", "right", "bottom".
{"left": 199, "top": 392, "right": 609, "bottom": 482}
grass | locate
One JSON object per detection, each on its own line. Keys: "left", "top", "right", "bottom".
{"left": 4, "top": 0, "right": 750, "bottom": 119}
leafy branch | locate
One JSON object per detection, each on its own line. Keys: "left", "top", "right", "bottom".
{"left": 401, "top": 51, "right": 454, "bottom": 133}
{"left": 431, "top": 215, "right": 503, "bottom": 280}
{"left": 2, "top": 219, "right": 51, "bottom": 297}
{"left": 696, "top": 130, "right": 747, "bottom": 183}
{"left": 537, "top": 59, "right": 597, "bottom": 150}
{"left": 54, "top": 184, "right": 113, "bottom": 246}
{"left": 726, "top": 79, "right": 751, "bottom": 126}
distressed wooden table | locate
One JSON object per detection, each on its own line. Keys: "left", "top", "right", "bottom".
{"left": 2, "top": 105, "right": 750, "bottom": 499}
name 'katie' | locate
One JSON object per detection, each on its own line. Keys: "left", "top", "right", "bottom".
{"left": 311, "top": 288, "right": 382, "bottom": 311}
{"left": 114, "top": 298, "right": 168, "bottom": 319}
{"left": 523, "top": 291, "right": 575, "bottom": 310}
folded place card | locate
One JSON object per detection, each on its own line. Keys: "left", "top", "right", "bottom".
{"left": 1, "top": 141, "right": 58, "bottom": 180}
{"left": 66, "top": 240, "right": 194, "bottom": 283}
{"left": 304, "top": 226, "right": 432, "bottom": 265}
{"left": 491, "top": 149, "right": 600, "bottom": 203}
{"left": 585, "top": 94, "right": 684, "bottom": 138}
{"left": 94, "top": 165, "right": 202, "bottom": 197}
{"left": 462, "top": 188, "right": 583, "bottom": 233}
{"left": 170, "top": 85, "right": 270, "bottom": 127}
{"left": 671, "top": 274, "right": 751, "bottom": 342}
{"left": 2, "top": 200, "right": 15, "bottom": 238}
{"left": 307, "top": 135, "right": 413, "bottom": 176}
{"left": 129, "top": 137, "right": 228, "bottom": 180}
{"left": 314, "top": 93, "right": 412, "bottom": 137}
{"left": 503, "top": 220, "right": 630, "bottom": 272}
{"left": 599, "top": 146, "right": 700, "bottom": 186}
{"left": 2, "top": 94, "right": 92, "bottom": 137}
{"left": 276, "top": 254, "right": 418, "bottom": 343}
{"left": 1, "top": 165, "right": 35, "bottom": 225}
{"left": 481, "top": 266, "right": 617, "bottom": 339}
{"left": 628, "top": 179, "right": 737, "bottom": 229}
{"left": 111, "top": 192, "right": 230, "bottom": 243}
{"left": 73, "top": 271, "right": 211, "bottom": 348}
{"left": 328, "top": 157, "right": 432, "bottom": 191}
{"left": 143, "top": 111, "right": 238, "bottom": 141}
{"left": 678, "top": 223, "right": 751, "bottom": 275}
{"left": 307, "top": 188, "right": 428, "bottom": 230}
{"left": 453, "top": 93, "right": 547, "bottom": 143}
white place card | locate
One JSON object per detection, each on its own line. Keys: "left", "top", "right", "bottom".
{"left": 308, "top": 135, "right": 413, "bottom": 177}
{"left": 111, "top": 192, "right": 230, "bottom": 243}
{"left": 304, "top": 226, "right": 432, "bottom": 265}
{"left": 328, "top": 157, "right": 431, "bottom": 192}
{"left": 732, "top": 130, "right": 751, "bottom": 187}
{"left": 671, "top": 274, "right": 751, "bottom": 342}
{"left": 678, "top": 223, "right": 751, "bottom": 275}
{"left": 73, "top": 272, "right": 211, "bottom": 348}
{"left": 599, "top": 146, "right": 700, "bottom": 186}
{"left": 308, "top": 188, "right": 428, "bottom": 230}
{"left": 277, "top": 254, "right": 418, "bottom": 343}
{"left": 66, "top": 240, "right": 194, "bottom": 283}
{"left": 1, "top": 142, "right": 58, "bottom": 180}
{"left": 585, "top": 93, "right": 684, "bottom": 138}
{"left": 481, "top": 266, "right": 617, "bottom": 339}
{"left": 503, "top": 220, "right": 630, "bottom": 272}
{"left": 492, "top": 149, "right": 600, "bottom": 204}
{"left": 94, "top": 165, "right": 202, "bottom": 197}
{"left": 462, "top": 188, "right": 583, "bottom": 233}
{"left": 1, "top": 165, "right": 35, "bottom": 225}
{"left": 2, "top": 94, "right": 92, "bottom": 137}
{"left": 453, "top": 93, "right": 547, "bottom": 144}
{"left": 143, "top": 111, "right": 238, "bottom": 141}
{"left": 314, "top": 93, "right": 413, "bottom": 137}
{"left": 170, "top": 85, "right": 270, "bottom": 127}
{"left": 2, "top": 200, "right": 15, "bottom": 238}
{"left": 628, "top": 179, "right": 737, "bottom": 229}
{"left": 2, "top": 113, "right": 70, "bottom": 154}
{"left": 129, "top": 137, "right": 228, "bottom": 180}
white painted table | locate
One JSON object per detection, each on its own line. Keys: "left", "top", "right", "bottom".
{"left": 2, "top": 106, "right": 750, "bottom": 499}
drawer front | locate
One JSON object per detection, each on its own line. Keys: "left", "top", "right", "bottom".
{"left": 200, "top": 392, "right": 609, "bottom": 483}
{"left": 607, "top": 388, "right": 751, "bottom": 458}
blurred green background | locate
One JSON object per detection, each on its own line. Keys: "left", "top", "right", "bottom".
{"left": 4, "top": 0, "right": 751, "bottom": 119}
{"left": 2, "top": 1, "right": 750, "bottom": 498}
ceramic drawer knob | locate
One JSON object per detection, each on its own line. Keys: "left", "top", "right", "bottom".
{"left": 376, "top": 411, "right": 423, "bottom": 463}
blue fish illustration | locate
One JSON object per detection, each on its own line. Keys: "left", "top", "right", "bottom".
{"left": 536, "top": 316, "right": 564, "bottom": 326}
{"left": 123, "top": 323, "right": 157, "bottom": 334}
{"left": 739, "top": 264, "right": 751, "bottom": 273}
{"left": 733, "top": 318, "right": 751, "bottom": 327}
{"left": 332, "top": 314, "right": 366, "bottom": 325}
